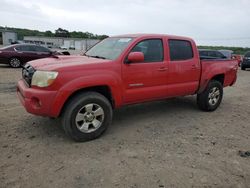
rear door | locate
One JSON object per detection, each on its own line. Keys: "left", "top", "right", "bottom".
{"left": 166, "top": 39, "right": 200, "bottom": 96}
{"left": 122, "top": 38, "right": 168, "bottom": 104}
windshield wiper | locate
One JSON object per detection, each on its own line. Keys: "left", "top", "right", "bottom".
{"left": 87, "top": 55, "right": 107, "bottom": 59}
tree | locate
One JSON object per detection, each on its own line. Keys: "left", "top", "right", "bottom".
{"left": 55, "top": 28, "right": 70, "bottom": 38}
{"left": 45, "top": 30, "right": 53, "bottom": 37}
{"left": 1, "top": 25, "right": 110, "bottom": 41}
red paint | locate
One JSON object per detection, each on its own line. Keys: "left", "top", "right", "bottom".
{"left": 17, "top": 34, "right": 238, "bottom": 117}
{"left": 232, "top": 54, "right": 243, "bottom": 66}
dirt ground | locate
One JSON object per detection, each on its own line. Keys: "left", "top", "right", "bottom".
{"left": 0, "top": 64, "right": 250, "bottom": 188}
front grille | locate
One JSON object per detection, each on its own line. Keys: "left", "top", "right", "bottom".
{"left": 22, "top": 64, "right": 36, "bottom": 87}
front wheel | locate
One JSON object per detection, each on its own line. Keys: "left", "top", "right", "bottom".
{"left": 61, "top": 92, "right": 113, "bottom": 142}
{"left": 197, "top": 80, "right": 223, "bottom": 111}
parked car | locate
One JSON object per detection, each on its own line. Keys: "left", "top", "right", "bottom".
{"left": 69, "top": 45, "right": 75, "bottom": 50}
{"left": 60, "top": 45, "right": 76, "bottom": 50}
{"left": 0, "top": 44, "right": 70, "bottom": 68}
{"left": 199, "top": 49, "right": 227, "bottom": 59}
{"left": 59, "top": 45, "right": 68, "bottom": 50}
{"left": 241, "top": 51, "right": 250, "bottom": 70}
{"left": 17, "top": 34, "right": 238, "bottom": 141}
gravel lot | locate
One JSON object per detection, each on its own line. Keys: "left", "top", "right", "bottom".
{"left": 0, "top": 64, "right": 250, "bottom": 188}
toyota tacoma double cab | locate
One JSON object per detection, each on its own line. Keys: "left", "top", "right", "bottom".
{"left": 17, "top": 34, "right": 238, "bottom": 141}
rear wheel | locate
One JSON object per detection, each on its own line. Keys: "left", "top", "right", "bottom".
{"left": 197, "top": 80, "right": 223, "bottom": 111}
{"left": 9, "top": 57, "right": 21, "bottom": 68}
{"left": 61, "top": 92, "right": 113, "bottom": 142}
{"left": 241, "top": 66, "right": 246, "bottom": 70}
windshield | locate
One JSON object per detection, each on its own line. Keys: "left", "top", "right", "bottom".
{"left": 85, "top": 37, "right": 133, "bottom": 60}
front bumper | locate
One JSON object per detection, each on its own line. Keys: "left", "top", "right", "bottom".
{"left": 17, "top": 79, "right": 57, "bottom": 117}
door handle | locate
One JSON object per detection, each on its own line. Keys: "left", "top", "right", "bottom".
{"left": 157, "top": 67, "right": 168, "bottom": 71}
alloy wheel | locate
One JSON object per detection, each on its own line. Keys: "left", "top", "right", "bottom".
{"left": 208, "top": 87, "right": 220, "bottom": 106}
{"left": 10, "top": 58, "right": 21, "bottom": 68}
{"left": 75, "top": 103, "right": 105, "bottom": 133}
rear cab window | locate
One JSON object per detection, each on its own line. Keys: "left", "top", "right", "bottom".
{"left": 168, "top": 39, "right": 193, "bottom": 61}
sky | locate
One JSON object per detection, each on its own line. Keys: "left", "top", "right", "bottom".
{"left": 0, "top": 0, "right": 250, "bottom": 47}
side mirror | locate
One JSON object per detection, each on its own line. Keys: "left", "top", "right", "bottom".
{"left": 127, "top": 52, "right": 144, "bottom": 63}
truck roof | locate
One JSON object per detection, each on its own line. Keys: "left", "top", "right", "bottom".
{"left": 112, "top": 33, "right": 193, "bottom": 41}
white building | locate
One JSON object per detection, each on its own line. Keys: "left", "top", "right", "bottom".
{"left": 23, "top": 36, "right": 100, "bottom": 51}
{"left": 0, "top": 30, "right": 17, "bottom": 45}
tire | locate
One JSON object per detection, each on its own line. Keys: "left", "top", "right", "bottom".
{"left": 9, "top": 57, "right": 21, "bottom": 68}
{"left": 197, "top": 80, "right": 223, "bottom": 111}
{"left": 61, "top": 92, "right": 113, "bottom": 142}
{"left": 241, "top": 66, "right": 245, "bottom": 70}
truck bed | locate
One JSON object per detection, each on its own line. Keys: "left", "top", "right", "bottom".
{"left": 198, "top": 59, "right": 238, "bottom": 93}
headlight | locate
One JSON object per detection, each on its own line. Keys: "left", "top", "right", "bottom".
{"left": 31, "top": 71, "right": 58, "bottom": 87}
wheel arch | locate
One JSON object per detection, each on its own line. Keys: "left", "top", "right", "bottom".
{"left": 198, "top": 73, "right": 225, "bottom": 94}
{"left": 211, "top": 74, "right": 225, "bottom": 85}
{"left": 59, "top": 85, "right": 115, "bottom": 117}
{"left": 9, "top": 56, "right": 22, "bottom": 62}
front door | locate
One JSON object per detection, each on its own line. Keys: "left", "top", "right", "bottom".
{"left": 122, "top": 38, "right": 168, "bottom": 104}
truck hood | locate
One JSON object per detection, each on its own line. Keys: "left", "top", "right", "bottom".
{"left": 28, "top": 55, "right": 110, "bottom": 71}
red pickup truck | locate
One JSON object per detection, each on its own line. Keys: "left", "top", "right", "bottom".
{"left": 17, "top": 34, "right": 238, "bottom": 141}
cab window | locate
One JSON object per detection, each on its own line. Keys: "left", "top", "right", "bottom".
{"left": 169, "top": 40, "right": 193, "bottom": 61}
{"left": 131, "top": 39, "right": 164, "bottom": 62}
